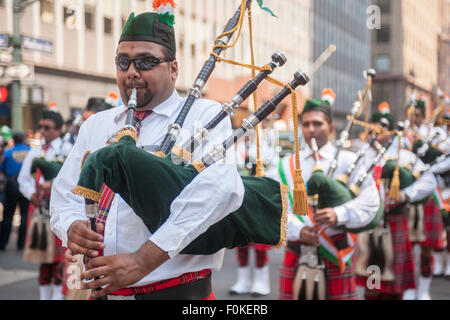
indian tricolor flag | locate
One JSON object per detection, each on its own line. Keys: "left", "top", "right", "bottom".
{"left": 321, "top": 88, "right": 336, "bottom": 107}
{"left": 278, "top": 155, "right": 356, "bottom": 272}
{"left": 433, "top": 186, "right": 450, "bottom": 218}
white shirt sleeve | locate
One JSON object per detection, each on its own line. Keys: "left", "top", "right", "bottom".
{"left": 50, "top": 120, "right": 92, "bottom": 247}
{"left": 334, "top": 166, "right": 381, "bottom": 230}
{"left": 403, "top": 170, "right": 437, "bottom": 203}
{"left": 431, "top": 157, "right": 450, "bottom": 175}
{"left": 17, "top": 148, "right": 40, "bottom": 201}
{"left": 149, "top": 102, "right": 245, "bottom": 258}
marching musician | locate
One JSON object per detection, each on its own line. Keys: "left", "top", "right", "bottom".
{"left": 50, "top": 7, "right": 244, "bottom": 300}
{"left": 357, "top": 104, "right": 438, "bottom": 300}
{"left": 411, "top": 99, "right": 447, "bottom": 298}
{"left": 272, "top": 91, "right": 381, "bottom": 300}
{"left": 18, "top": 109, "right": 73, "bottom": 300}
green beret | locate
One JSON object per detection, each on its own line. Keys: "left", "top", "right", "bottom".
{"left": 370, "top": 111, "right": 394, "bottom": 130}
{"left": 302, "top": 98, "right": 332, "bottom": 122}
{"left": 415, "top": 100, "right": 426, "bottom": 115}
{"left": 120, "top": 12, "right": 176, "bottom": 55}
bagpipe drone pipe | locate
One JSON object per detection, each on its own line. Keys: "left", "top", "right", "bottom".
{"left": 157, "top": 0, "right": 253, "bottom": 156}
{"left": 72, "top": 70, "right": 310, "bottom": 255}
{"left": 305, "top": 135, "right": 386, "bottom": 235}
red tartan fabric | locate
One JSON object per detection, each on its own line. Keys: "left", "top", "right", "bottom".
{"left": 236, "top": 245, "right": 269, "bottom": 267}
{"left": 420, "top": 199, "right": 445, "bottom": 250}
{"left": 278, "top": 239, "right": 357, "bottom": 300}
{"left": 323, "top": 256, "right": 357, "bottom": 300}
{"left": 378, "top": 208, "right": 416, "bottom": 295}
{"left": 39, "top": 262, "right": 64, "bottom": 285}
{"left": 278, "top": 243, "right": 299, "bottom": 300}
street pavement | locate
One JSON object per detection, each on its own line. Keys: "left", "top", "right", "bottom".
{"left": 0, "top": 226, "right": 449, "bottom": 300}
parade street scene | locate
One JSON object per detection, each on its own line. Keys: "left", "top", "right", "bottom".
{"left": 0, "top": 0, "right": 449, "bottom": 304}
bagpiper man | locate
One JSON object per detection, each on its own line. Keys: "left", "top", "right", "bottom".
{"left": 356, "top": 103, "right": 438, "bottom": 300}
{"left": 272, "top": 90, "right": 381, "bottom": 300}
{"left": 18, "top": 109, "right": 73, "bottom": 300}
{"left": 410, "top": 99, "right": 447, "bottom": 299}
{"left": 50, "top": 3, "right": 245, "bottom": 300}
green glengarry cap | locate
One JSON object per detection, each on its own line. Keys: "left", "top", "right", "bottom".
{"left": 302, "top": 98, "right": 332, "bottom": 122}
{"left": 119, "top": 12, "right": 176, "bottom": 55}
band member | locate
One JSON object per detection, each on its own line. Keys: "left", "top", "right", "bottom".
{"left": 411, "top": 99, "right": 446, "bottom": 299}
{"left": 50, "top": 6, "right": 244, "bottom": 300}
{"left": 273, "top": 93, "right": 381, "bottom": 300}
{"left": 358, "top": 105, "right": 438, "bottom": 300}
{"left": 18, "top": 109, "right": 73, "bottom": 300}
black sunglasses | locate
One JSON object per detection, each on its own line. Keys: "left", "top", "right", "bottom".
{"left": 115, "top": 55, "right": 173, "bottom": 71}
{"left": 39, "top": 125, "right": 56, "bottom": 131}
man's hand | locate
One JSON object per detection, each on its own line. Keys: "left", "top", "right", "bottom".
{"left": 39, "top": 181, "right": 52, "bottom": 194}
{"left": 30, "top": 193, "right": 40, "bottom": 207}
{"left": 67, "top": 220, "right": 105, "bottom": 258}
{"left": 81, "top": 240, "right": 170, "bottom": 298}
{"left": 314, "top": 208, "right": 337, "bottom": 228}
{"left": 300, "top": 225, "right": 319, "bottom": 247}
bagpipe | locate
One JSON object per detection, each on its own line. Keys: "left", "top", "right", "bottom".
{"left": 293, "top": 138, "right": 325, "bottom": 300}
{"left": 73, "top": 70, "right": 310, "bottom": 256}
{"left": 305, "top": 136, "right": 385, "bottom": 234}
{"left": 171, "top": 52, "right": 287, "bottom": 163}
{"left": 411, "top": 94, "right": 447, "bottom": 168}
{"left": 327, "top": 69, "right": 376, "bottom": 178}
{"left": 157, "top": 0, "right": 253, "bottom": 156}
{"left": 24, "top": 139, "right": 69, "bottom": 263}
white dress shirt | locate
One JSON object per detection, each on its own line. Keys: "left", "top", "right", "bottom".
{"left": 365, "top": 142, "right": 437, "bottom": 203}
{"left": 269, "top": 141, "right": 380, "bottom": 240}
{"left": 18, "top": 137, "right": 73, "bottom": 201}
{"left": 50, "top": 90, "right": 245, "bottom": 286}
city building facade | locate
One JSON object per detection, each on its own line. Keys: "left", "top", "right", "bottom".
{"left": 311, "top": 0, "right": 371, "bottom": 131}
{"left": 370, "top": 0, "right": 442, "bottom": 122}
{"left": 0, "top": 0, "right": 313, "bottom": 131}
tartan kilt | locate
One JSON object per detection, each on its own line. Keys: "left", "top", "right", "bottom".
{"left": 279, "top": 239, "right": 357, "bottom": 300}
{"left": 380, "top": 207, "right": 416, "bottom": 295}
{"left": 420, "top": 199, "right": 445, "bottom": 250}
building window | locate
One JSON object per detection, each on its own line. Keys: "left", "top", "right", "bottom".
{"left": 63, "top": 6, "right": 77, "bottom": 29}
{"left": 41, "top": 0, "right": 54, "bottom": 23}
{"left": 0, "top": 0, "right": 4, "bottom": 8}
{"left": 375, "top": 55, "right": 391, "bottom": 72}
{"left": 104, "top": 17, "right": 112, "bottom": 35}
{"left": 377, "top": 0, "right": 390, "bottom": 13}
{"left": 85, "top": 6, "right": 95, "bottom": 31}
{"left": 376, "top": 25, "right": 390, "bottom": 43}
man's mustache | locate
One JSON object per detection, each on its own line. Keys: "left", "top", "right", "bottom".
{"left": 125, "top": 82, "right": 147, "bottom": 89}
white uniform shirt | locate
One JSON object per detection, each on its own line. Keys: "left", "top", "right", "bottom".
{"left": 270, "top": 142, "right": 380, "bottom": 240}
{"left": 50, "top": 90, "right": 245, "bottom": 286}
{"left": 365, "top": 142, "right": 437, "bottom": 203}
{"left": 18, "top": 137, "right": 73, "bottom": 201}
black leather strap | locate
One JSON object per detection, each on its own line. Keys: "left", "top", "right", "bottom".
{"left": 134, "top": 276, "right": 212, "bottom": 300}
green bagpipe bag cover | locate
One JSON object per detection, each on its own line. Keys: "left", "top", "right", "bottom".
{"left": 412, "top": 140, "right": 443, "bottom": 164}
{"left": 380, "top": 159, "right": 429, "bottom": 204}
{"left": 381, "top": 160, "right": 416, "bottom": 190}
{"left": 73, "top": 136, "right": 288, "bottom": 255}
{"left": 31, "top": 158, "right": 63, "bottom": 181}
{"left": 306, "top": 169, "right": 383, "bottom": 233}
